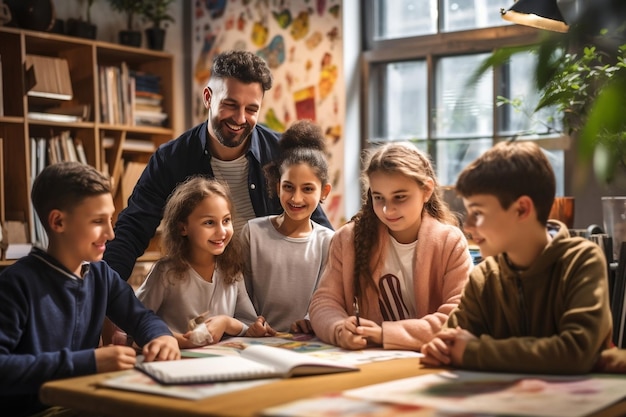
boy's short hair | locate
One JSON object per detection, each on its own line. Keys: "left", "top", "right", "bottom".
{"left": 455, "top": 141, "right": 555, "bottom": 224}
{"left": 31, "top": 162, "right": 111, "bottom": 231}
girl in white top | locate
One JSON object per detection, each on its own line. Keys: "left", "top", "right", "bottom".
{"left": 241, "top": 120, "right": 334, "bottom": 333}
{"left": 136, "top": 176, "right": 275, "bottom": 348}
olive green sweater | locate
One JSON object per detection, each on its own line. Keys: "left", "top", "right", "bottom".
{"left": 448, "top": 221, "right": 612, "bottom": 374}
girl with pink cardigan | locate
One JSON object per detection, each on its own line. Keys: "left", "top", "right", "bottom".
{"left": 309, "top": 143, "right": 472, "bottom": 350}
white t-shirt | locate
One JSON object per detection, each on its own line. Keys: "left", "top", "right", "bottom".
{"left": 135, "top": 261, "right": 257, "bottom": 334}
{"left": 379, "top": 235, "right": 417, "bottom": 320}
{"left": 211, "top": 154, "right": 256, "bottom": 234}
{"left": 241, "top": 216, "right": 334, "bottom": 332}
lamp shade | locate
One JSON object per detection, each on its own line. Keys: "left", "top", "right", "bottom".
{"left": 501, "top": 0, "right": 569, "bottom": 33}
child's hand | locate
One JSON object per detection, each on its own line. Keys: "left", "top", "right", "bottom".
{"left": 204, "top": 316, "right": 229, "bottom": 342}
{"left": 595, "top": 348, "right": 626, "bottom": 373}
{"left": 246, "top": 316, "right": 277, "bottom": 337}
{"left": 334, "top": 317, "right": 368, "bottom": 350}
{"left": 420, "top": 327, "right": 464, "bottom": 366}
{"left": 182, "top": 325, "right": 214, "bottom": 347}
{"left": 354, "top": 318, "right": 382, "bottom": 346}
{"left": 290, "top": 319, "right": 314, "bottom": 334}
{"left": 178, "top": 331, "right": 204, "bottom": 349}
{"left": 422, "top": 327, "right": 474, "bottom": 367}
{"left": 444, "top": 326, "right": 475, "bottom": 365}
{"left": 142, "top": 335, "right": 180, "bottom": 362}
{"left": 94, "top": 345, "right": 137, "bottom": 372}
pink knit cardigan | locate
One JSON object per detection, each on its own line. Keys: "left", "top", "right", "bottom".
{"left": 309, "top": 214, "right": 472, "bottom": 350}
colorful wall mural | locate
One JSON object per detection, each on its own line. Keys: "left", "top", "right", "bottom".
{"left": 192, "top": 0, "right": 346, "bottom": 228}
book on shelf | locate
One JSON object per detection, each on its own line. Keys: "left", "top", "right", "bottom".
{"left": 5, "top": 211, "right": 31, "bottom": 260}
{"left": 5, "top": 243, "right": 33, "bottom": 260}
{"left": 121, "top": 161, "right": 147, "bottom": 207}
{"left": 74, "top": 138, "right": 88, "bottom": 164}
{"left": 136, "top": 344, "right": 358, "bottom": 385}
{"left": 135, "top": 95, "right": 162, "bottom": 107}
{"left": 28, "top": 112, "right": 82, "bottom": 123}
{"left": 24, "top": 55, "right": 73, "bottom": 101}
{"left": 134, "top": 103, "right": 163, "bottom": 113}
{"left": 123, "top": 138, "right": 156, "bottom": 153}
{"left": 134, "top": 109, "right": 168, "bottom": 127}
{"left": 29, "top": 137, "right": 48, "bottom": 248}
{"left": 0, "top": 54, "right": 4, "bottom": 117}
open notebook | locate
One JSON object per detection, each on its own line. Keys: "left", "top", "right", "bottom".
{"left": 136, "top": 344, "right": 359, "bottom": 385}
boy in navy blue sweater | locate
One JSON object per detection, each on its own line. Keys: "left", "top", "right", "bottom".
{"left": 0, "top": 162, "right": 180, "bottom": 416}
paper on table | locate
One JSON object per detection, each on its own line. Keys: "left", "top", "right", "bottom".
{"left": 344, "top": 370, "right": 626, "bottom": 417}
{"left": 99, "top": 369, "right": 274, "bottom": 400}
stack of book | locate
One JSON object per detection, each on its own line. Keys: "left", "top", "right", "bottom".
{"left": 99, "top": 62, "right": 134, "bottom": 125}
{"left": 24, "top": 54, "right": 92, "bottom": 123}
{"left": 97, "top": 65, "right": 169, "bottom": 127}
{"left": 132, "top": 71, "right": 168, "bottom": 127}
{"left": 29, "top": 132, "right": 88, "bottom": 247}
{"left": 24, "top": 54, "right": 73, "bottom": 101}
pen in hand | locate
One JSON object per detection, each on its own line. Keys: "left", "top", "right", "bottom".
{"left": 353, "top": 296, "right": 361, "bottom": 327}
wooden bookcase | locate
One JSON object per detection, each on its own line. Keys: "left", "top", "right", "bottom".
{"left": 0, "top": 27, "right": 174, "bottom": 264}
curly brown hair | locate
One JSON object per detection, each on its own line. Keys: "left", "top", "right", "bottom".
{"left": 159, "top": 176, "right": 243, "bottom": 285}
{"left": 211, "top": 50, "right": 273, "bottom": 92}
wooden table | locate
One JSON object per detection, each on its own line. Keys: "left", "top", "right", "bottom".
{"left": 40, "top": 359, "right": 626, "bottom": 417}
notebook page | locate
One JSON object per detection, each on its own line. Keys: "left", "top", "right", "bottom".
{"left": 136, "top": 355, "right": 281, "bottom": 384}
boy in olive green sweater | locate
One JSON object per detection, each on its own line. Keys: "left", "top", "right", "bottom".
{"left": 421, "top": 141, "right": 612, "bottom": 374}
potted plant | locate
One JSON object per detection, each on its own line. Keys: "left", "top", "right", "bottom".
{"left": 106, "top": 0, "right": 143, "bottom": 47}
{"left": 67, "top": 0, "right": 98, "bottom": 39}
{"left": 140, "top": 0, "right": 175, "bottom": 51}
{"left": 470, "top": 8, "right": 626, "bottom": 186}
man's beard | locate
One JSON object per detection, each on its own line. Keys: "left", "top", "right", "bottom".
{"left": 209, "top": 107, "right": 253, "bottom": 149}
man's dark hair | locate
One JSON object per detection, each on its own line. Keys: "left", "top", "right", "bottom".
{"left": 212, "top": 50, "right": 273, "bottom": 92}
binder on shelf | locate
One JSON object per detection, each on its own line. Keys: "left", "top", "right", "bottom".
{"left": 24, "top": 55, "right": 73, "bottom": 101}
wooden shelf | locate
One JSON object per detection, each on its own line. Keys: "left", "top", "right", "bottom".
{"left": 0, "top": 27, "right": 174, "bottom": 263}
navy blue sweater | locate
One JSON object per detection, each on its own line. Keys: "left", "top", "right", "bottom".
{"left": 104, "top": 122, "right": 332, "bottom": 280}
{"left": 0, "top": 248, "right": 172, "bottom": 416}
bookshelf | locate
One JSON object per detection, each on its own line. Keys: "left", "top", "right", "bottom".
{"left": 0, "top": 27, "right": 175, "bottom": 262}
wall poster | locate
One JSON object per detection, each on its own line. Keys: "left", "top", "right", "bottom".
{"left": 192, "top": 0, "right": 346, "bottom": 227}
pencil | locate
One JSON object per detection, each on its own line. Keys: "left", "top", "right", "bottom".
{"left": 353, "top": 296, "right": 361, "bottom": 327}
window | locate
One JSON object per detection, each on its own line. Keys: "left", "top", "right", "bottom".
{"left": 362, "top": 0, "right": 566, "bottom": 194}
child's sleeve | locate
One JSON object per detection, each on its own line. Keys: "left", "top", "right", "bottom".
{"left": 308, "top": 231, "right": 351, "bottom": 344}
{"left": 460, "top": 244, "right": 612, "bottom": 374}
{"left": 107, "top": 268, "right": 172, "bottom": 346}
{"left": 134, "top": 262, "right": 165, "bottom": 312}
{"left": 233, "top": 278, "right": 258, "bottom": 326}
{"left": 240, "top": 222, "right": 254, "bottom": 301}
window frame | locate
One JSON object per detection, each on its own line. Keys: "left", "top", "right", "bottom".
{"left": 359, "top": 2, "right": 569, "bottom": 172}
